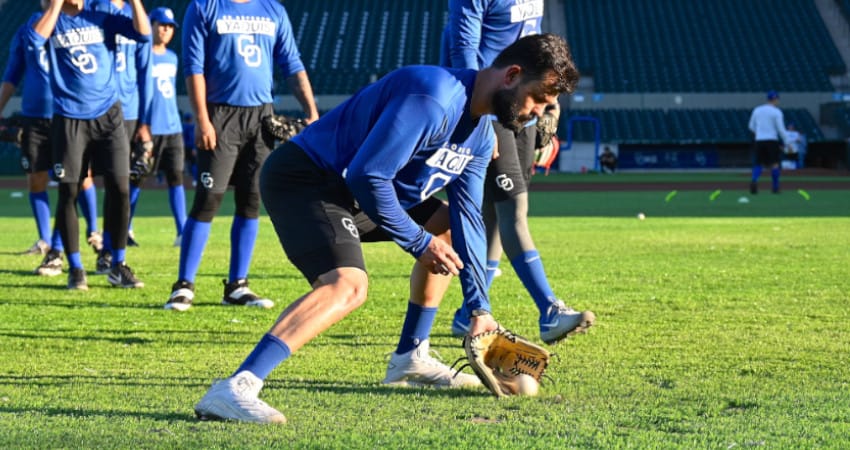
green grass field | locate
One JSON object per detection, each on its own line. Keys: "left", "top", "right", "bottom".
{"left": 0, "top": 177, "right": 848, "bottom": 449}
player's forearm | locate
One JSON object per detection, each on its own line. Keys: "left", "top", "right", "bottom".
{"left": 185, "top": 74, "right": 210, "bottom": 124}
{"left": 32, "top": 0, "right": 63, "bottom": 38}
{"left": 0, "top": 82, "right": 17, "bottom": 115}
{"left": 128, "top": 0, "right": 151, "bottom": 36}
{"left": 286, "top": 71, "right": 319, "bottom": 123}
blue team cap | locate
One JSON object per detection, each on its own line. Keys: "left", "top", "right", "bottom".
{"left": 150, "top": 7, "right": 178, "bottom": 27}
{"left": 767, "top": 90, "right": 779, "bottom": 101}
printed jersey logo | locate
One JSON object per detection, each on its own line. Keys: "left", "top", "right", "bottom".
{"left": 237, "top": 35, "right": 262, "bottom": 67}
{"left": 20, "top": 156, "right": 30, "bottom": 171}
{"left": 510, "top": 0, "right": 544, "bottom": 23}
{"left": 114, "top": 36, "right": 136, "bottom": 73}
{"left": 152, "top": 62, "right": 177, "bottom": 98}
{"left": 216, "top": 15, "right": 275, "bottom": 67}
{"left": 51, "top": 26, "right": 105, "bottom": 48}
{"left": 341, "top": 218, "right": 359, "bottom": 238}
{"left": 425, "top": 144, "right": 474, "bottom": 175}
{"left": 53, "top": 163, "right": 65, "bottom": 179}
{"left": 70, "top": 46, "right": 97, "bottom": 74}
{"left": 495, "top": 174, "right": 515, "bottom": 192}
{"left": 38, "top": 47, "right": 49, "bottom": 72}
{"left": 200, "top": 172, "right": 214, "bottom": 189}
{"left": 421, "top": 143, "right": 475, "bottom": 200}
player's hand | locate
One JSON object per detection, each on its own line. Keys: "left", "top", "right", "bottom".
{"left": 418, "top": 236, "right": 463, "bottom": 276}
{"left": 134, "top": 124, "right": 152, "bottom": 143}
{"left": 196, "top": 119, "right": 216, "bottom": 151}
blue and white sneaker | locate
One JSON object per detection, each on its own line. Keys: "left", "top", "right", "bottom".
{"left": 539, "top": 300, "right": 595, "bottom": 345}
{"left": 450, "top": 308, "right": 471, "bottom": 337}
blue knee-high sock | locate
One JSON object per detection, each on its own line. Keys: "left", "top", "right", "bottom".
{"left": 751, "top": 165, "right": 763, "bottom": 183}
{"left": 128, "top": 184, "right": 141, "bottom": 231}
{"left": 395, "top": 302, "right": 438, "bottom": 355}
{"left": 77, "top": 184, "right": 98, "bottom": 236}
{"left": 68, "top": 251, "right": 83, "bottom": 270}
{"left": 112, "top": 248, "right": 126, "bottom": 266}
{"left": 510, "top": 250, "right": 556, "bottom": 314}
{"left": 771, "top": 167, "right": 780, "bottom": 191}
{"left": 235, "top": 333, "right": 292, "bottom": 381}
{"left": 229, "top": 216, "right": 258, "bottom": 282}
{"left": 101, "top": 231, "right": 112, "bottom": 253}
{"left": 168, "top": 185, "right": 187, "bottom": 236}
{"left": 29, "top": 191, "right": 51, "bottom": 242}
{"left": 50, "top": 228, "right": 64, "bottom": 252}
{"left": 178, "top": 217, "right": 211, "bottom": 282}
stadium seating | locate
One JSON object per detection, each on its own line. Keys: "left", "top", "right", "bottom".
{"left": 564, "top": 0, "right": 845, "bottom": 92}
{"left": 562, "top": 108, "right": 823, "bottom": 144}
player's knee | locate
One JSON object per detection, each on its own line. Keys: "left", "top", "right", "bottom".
{"left": 190, "top": 190, "right": 224, "bottom": 221}
{"left": 104, "top": 175, "right": 130, "bottom": 197}
{"left": 234, "top": 190, "right": 260, "bottom": 219}
{"left": 318, "top": 269, "right": 369, "bottom": 311}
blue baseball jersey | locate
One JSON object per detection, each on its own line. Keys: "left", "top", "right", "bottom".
{"left": 91, "top": 0, "right": 153, "bottom": 124}
{"left": 150, "top": 49, "right": 181, "bottom": 135}
{"left": 27, "top": 6, "right": 151, "bottom": 119}
{"left": 182, "top": 0, "right": 305, "bottom": 107}
{"left": 440, "top": 0, "right": 544, "bottom": 69}
{"left": 2, "top": 14, "right": 52, "bottom": 119}
{"left": 292, "top": 65, "right": 495, "bottom": 310}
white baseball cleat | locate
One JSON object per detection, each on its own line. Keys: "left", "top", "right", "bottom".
{"left": 382, "top": 340, "right": 481, "bottom": 388}
{"left": 195, "top": 371, "right": 286, "bottom": 424}
{"left": 539, "top": 300, "right": 595, "bottom": 344}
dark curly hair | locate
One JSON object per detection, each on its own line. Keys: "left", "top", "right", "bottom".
{"left": 491, "top": 33, "right": 579, "bottom": 95}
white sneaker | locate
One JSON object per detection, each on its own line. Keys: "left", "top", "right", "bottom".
{"left": 382, "top": 340, "right": 481, "bottom": 388}
{"left": 195, "top": 371, "right": 286, "bottom": 424}
{"left": 539, "top": 300, "right": 595, "bottom": 345}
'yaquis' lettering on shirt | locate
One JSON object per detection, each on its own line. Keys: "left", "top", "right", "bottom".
{"left": 426, "top": 144, "right": 474, "bottom": 175}
{"left": 51, "top": 27, "right": 105, "bottom": 48}
{"left": 215, "top": 16, "right": 276, "bottom": 36}
{"left": 510, "top": 0, "right": 544, "bottom": 22}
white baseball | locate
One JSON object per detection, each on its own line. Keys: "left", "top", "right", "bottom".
{"left": 637, "top": 212, "right": 646, "bottom": 220}
{"left": 516, "top": 374, "right": 539, "bottom": 396}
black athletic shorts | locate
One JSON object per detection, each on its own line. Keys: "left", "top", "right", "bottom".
{"left": 484, "top": 121, "right": 536, "bottom": 203}
{"left": 51, "top": 102, "right": 129, "bottom": 182}
{"left": 196, "top": 103, "right": 273, "bottom": 194}
{"left": 19, "top": 116, "right": 52, "bottom": 173}
{"left": 260, "top": 141, "right": 443, "bottom": 284}
{"left": 151, "top": 133, "right": 185, "bottom": 175}
{"left": 754, "top": 140, "right": 782, "bottom": 167}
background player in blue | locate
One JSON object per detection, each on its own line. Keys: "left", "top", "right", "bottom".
{"left": 165, "top": 0, "right": 319, "bottom": 311}
{"left": 90, "top": 0, "right": 153, "bottom": 269}
{"left": 31, "top": 0, "right": 150, "bottom": 290}
{"left": 193, "top": 34, "right": 579, "bottom": 423}
{"left": 0, "top": 1, "right": 102, "bottom": 274}
{"left": 441, "top": 0, "right": 595, "bottom": 344}
{"left": 131, "top": 7, "right": 185, "bottom": 248}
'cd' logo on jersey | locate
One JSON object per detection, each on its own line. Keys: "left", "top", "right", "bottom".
{"left": 20, "top": 157, "right": 30, "bottom": 171}
{"left": 200, "top": 172, "right": 214, "bottom": 189}
{"left": 341, "top": 218, "right": 359, "bottom": 238}
{"left": 53, "top": 164, "right": 65, "bottom": 179}
{"left": 495, "top": 174, "right": 514, "bottom": 191}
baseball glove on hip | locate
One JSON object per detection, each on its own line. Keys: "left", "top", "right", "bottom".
{"left": 462, "top": 328, "right": 550, "bottom": 397}
{"left": 534, "top": 110, "right": 559, "bottom": 149}
{"left": 262, "top": 114, "right": 307, "bottom": 144}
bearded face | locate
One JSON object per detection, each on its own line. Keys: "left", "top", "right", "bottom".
{"left": 491, "top": 85, "right": 535, "bottom": 133}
